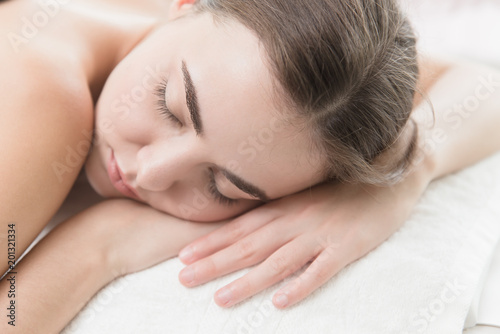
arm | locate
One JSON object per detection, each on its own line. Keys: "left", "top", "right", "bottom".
{"left": 0, "top": 199, "right": 221, "bottom": 333}
{"left": 414, "top": 56, "right": 500, "bottom": 179}
{"left": 177, "top": 57, "right": 500, "bottom": 308}
{"left": 0, "top": 58, "right": 94, "bottom": 275}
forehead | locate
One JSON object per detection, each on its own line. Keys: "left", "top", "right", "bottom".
{"left": 185, "top": 15, "right": 323, "bottom": 198}
{"left": 163, "top": 14, "right": 324, "bottom": 198}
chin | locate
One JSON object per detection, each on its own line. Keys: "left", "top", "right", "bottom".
{"left": 84, "top": 159, "right": 116, "bottom": 198}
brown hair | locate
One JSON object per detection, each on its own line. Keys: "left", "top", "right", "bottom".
{"left": 195, "top": 0, "right": 419, "bottom": 185}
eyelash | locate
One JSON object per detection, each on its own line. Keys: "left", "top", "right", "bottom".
{"left": 153, "top": 81, "right": 236, "bottom": 207}
{"left": 154, "top": 79, "right": 236, "bottom": 207}
{"left": 154, "top": 78, "right": 183, "bottom": 127}
{"left": 208, "top": 168, "right": 238, "bottom": 207}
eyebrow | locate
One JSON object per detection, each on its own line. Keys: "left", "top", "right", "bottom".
{"left": 180, "top": 60, "right": 269, "bottom": 202}
{"left": 181, "top": 61, "right": 203, "bottom": 136}
{"left": 220, "top": 168, "right": 270, "bottom": 202}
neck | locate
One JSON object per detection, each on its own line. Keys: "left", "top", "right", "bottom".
{"left": 64, "top": 3, "right": 163, "bottom": 102}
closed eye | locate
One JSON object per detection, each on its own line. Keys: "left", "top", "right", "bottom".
{"left": 208, "top": 168, "right": 238, "bottom": 207}
{"left": 155, "top": 77, "right": 183, "bottom": 127}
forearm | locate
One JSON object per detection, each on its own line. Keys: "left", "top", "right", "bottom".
{"left": 414, "top": 58, "right": 500, "bottom": 180}
{"left": 0, "top": 200, "right": 222, "bottom": 333}
{"left": 0, "top": 203, "right": 118, "bottom": 333}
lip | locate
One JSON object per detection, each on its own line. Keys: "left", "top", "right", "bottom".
{"left": 107, "top": 150, "right": 140, "bottom": 200}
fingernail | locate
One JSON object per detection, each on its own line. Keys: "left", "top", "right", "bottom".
{"left": 179, "top": 246, "right": 193, "bottom": 262}
{"left": 179, "top": 267, "right": 195, "bottom": 285}
{"left": 274, "top": 294, "right": 289, "bottom": 308}
{"left": 216, "top": 288, "right": 232, "bottom": 306}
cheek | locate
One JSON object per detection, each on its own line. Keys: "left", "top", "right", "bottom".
{"left": 97, "top": 76, "right": 160, "bottom": 146}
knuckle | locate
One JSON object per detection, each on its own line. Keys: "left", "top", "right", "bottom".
{"left": 225, "top": 220, "right": 244, "bottom": 240}
{"left": 307, "top": 257, "right": 336, "bottom": 284}
{"left": 311, "top": 267, "right": 331, "bottom": 283}
{"left": 234, "top": 239, "right": 256, "bottom": 261}
{"left": 236, "top": 279, "right": 253, "bottom": 297}
{"left": 199, "top": 257, "right": 218, "bottom": 278}
{"left": 322, "top": 242, "right": 341, "bottom": 258}
{"left": 269, "top": 255, "right": 289, "bottom": 276}
{"left": 346, "top": 228, "right": 372, "bottom": 259}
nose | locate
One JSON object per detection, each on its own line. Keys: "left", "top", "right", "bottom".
{"left": 135, "top": 141, "right": 199, "bottom": 192}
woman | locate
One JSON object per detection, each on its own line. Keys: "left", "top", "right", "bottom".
{"left": 0, "top": 0, "right": 499, "bottom": 332}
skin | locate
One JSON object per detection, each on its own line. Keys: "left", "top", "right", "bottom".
{"left": 1, "top": 0, "right": 500, "bottom": 332}
{"left": 0, "top": 0, "right": 168, "bottom": 276}
{"left": 181, "top": 57, "right": 500, "bottom": 308}
{"left": 0, "top": 0, "right": 331, "bottom": 308}
{"left": 85, "top": 9, "right": 324, "bottom": 222}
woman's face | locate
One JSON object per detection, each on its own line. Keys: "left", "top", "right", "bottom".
{"left": 85, "top": 9, "right": 323, "bottom": 221}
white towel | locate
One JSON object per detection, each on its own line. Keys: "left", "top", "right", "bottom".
{"left": 61, "top": 153, "right": 500, "bottom": 334}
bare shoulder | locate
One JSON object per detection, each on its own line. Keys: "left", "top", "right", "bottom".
{"left": 0, "top": 45, "right": 94, "bottom": 275}
{"left": 0, "top": 48, "right": 94, "bottom": 184}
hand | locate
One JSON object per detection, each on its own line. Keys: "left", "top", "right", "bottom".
{"left": 178, "top": 167, "right": 432, "bottom": 309}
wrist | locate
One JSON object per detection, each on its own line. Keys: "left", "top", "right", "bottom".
{"left": 68, "top": 202, "right": 126, "bottom": 282}
{"left": 85, "top": 199, "right": 143, "bottom": 279}
{"left": 59, "top": 199, "right": 143, "bottom": 280}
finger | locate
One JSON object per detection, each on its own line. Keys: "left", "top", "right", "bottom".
{"left": 272, "top": 246, "right": 351, "bottom": 309}
{"left": 213, "top": 236, "right": 318, "bottom": 308}
{"left": 178, "top": 217, "right": 290, "bottom": 287}
{"left": 179, "top": 207, "right": 280, "bottom": 264}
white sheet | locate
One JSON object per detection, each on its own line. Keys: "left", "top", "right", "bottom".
{"left": 470, "top": 241, "right": 500, "bottom": 328}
